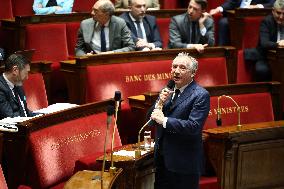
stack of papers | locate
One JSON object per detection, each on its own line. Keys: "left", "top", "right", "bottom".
{"left": 113, "top": 150, "right": 148, "bottom": 157}
{"left": 33, "top": 103, "right": 78, "bottom": 114}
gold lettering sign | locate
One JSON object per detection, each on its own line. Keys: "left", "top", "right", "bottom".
{"left": 208, "top": 106, "right": 249, "bottom": 116}
{"left": 125, "top": 72, "right": 171, "bottom": 83}
{"left": 51, "top": 129, "right": 102, "bottom": 150}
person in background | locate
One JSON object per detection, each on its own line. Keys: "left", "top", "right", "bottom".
{"left": 75, "top": 0, "right": 135, "bottom": 56}
{"left": 244, "top": 0, "right": 284, "bottom": 81}
{"left": 149, "top": 52, "right": 210, "bottom": 189}
{"left": 120, "top": 0, "right": 162, "bottom": 51}
{"left": 168, "top": 0, "right": 214, "bottom": 53}
{"left": 33, "top": 0, "right": 74, "bottom": 15}
{"left": 115, "top": 0, "right": 160, "bottom": 10}
{"left": 0, "top": 54, "right": 34, "bottom": 119}
{"left": 209, "top": 0, "right": 275, "bottom": 45}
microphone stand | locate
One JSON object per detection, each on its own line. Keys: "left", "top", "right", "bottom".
{"left": 109, "top": 92, "right": 121, "bottom": 175}
{"left": 135, "top": 119, "right": 151, "bottom": 158}
{"left": 217, "top": 95, "right": 242, "bottom": 129}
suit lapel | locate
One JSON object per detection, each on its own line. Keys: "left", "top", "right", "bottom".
{"left": 143, "top": 18, "right": 151, "bottom": 40}
{"left": 169, "top": 81, "right": 197, "bottom": 111}
{"left": 0, "top": 75, "right": 19, "bottom": 105}
{"left": 85, "top": 19, "right": 95, "bottom": 43}
{"left": 184, "top": 14, "right": 192, "bottom": 43}
{"left": 109, "top": 17, "right": 116, "bottom": 50}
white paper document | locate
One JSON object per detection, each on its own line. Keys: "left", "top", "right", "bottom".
{"left": 33, "top": 103, "right": 78, "bottom": 114}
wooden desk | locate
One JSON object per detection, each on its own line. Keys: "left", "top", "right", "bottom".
{"left": 2, "top": 99, "right": 113, "bottom": 189}
{"left": 204, "top": 121, "right": 284, "bottom": 189}
{"left": 227, "top": 8, "right": 271, "bottom": 49}
{"left": 0, "top": 9, "right": 185, "bottom": 54}
{"left": 60, "top": 47, "right": 237, "bottom": 104}
{"left": 97, "top": 143, "right": 154, "bottom": 189}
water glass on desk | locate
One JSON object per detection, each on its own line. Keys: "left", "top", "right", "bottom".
{"left": 144, "top": 130, "right": 151, "bottom": 150}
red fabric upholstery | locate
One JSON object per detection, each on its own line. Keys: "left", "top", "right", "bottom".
{"left": 0, "top": 164, "right": 8, "bottom": 189}
{"left": 200, "top": 176, "right": 218, "bottom": 189}
{"left": 195, "top": 57, "right": 228, "bottom": 86}
{"left": 0, "top": 0, "right": 13, "bottom": 19}
{"left": 236, "top": 50, "right": 253, "bottom": 83}
{"left": 207, "top": 0, "right": 225, "bottom": 11}
{"left": 23, "top": 73, "right": 48, "bottom": 111}
{"left": 25, "top": 23, "right": 68, "bottom": 70}
{"left": 204, "top": 93, "right": 274, "bottom": 130}
{"left": 11, "top": 0, "right": 34, "bottom": 16}
{"left": 156, "top": 18, "right": 170, "bottom": 48}
{"left": 212, "top": 13, "right": 222, "bottom": 45}
{"left": 72, "top": 0, "right": 97, "bottom": 12}
{"left": 241, "top": 17, "right": 264, "bottom": 49}
{"left": 162, "top": 0, "right": 179, "bottom": 9}
{"left": 66, "top": 22, "right": 80, "bottom": 57}
{"left": 26, "top": 112, "right": 122, "bottom": 188}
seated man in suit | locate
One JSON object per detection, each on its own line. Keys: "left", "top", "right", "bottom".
{"left": 210, "top": 0, "right": 275, "bottom": 45}
{"left": 33, "top": 0, "right": 74, "bottom": 15}
{"left": 149, "top": 52, "right": 210, "bottom": 189}
{"left": 120, "top": 0, "right": 162, "bottom": 51}
{"left": 0, "top": 54, "right": 34, "bottom": 119}
{"left": 75, "top": 0, "right": 135, "bottom": 56}
{"left": 244, "top": 0, "right": 284, "bottom": 81}
{"left": 168, "top": 0, "right": 214, "bottom": 53}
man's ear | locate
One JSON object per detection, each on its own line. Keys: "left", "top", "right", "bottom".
{"left": 191, "top": 73, "right": 196, "bottom": 78}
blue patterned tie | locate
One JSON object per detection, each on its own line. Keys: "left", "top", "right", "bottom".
{"left": 100, "top": 25, "right": 106, "bottom": 52}
{"left": 135, "top": 20, "right": 143, "bottom": 39}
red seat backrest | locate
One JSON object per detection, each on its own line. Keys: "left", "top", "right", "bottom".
{"left": 242, "top": 16, "right": 264, "bottom": 49}
{"left": 204, "top": 93, "right": 274, "bottom": 130}
{"left": 66, "top": 22, "right": 81, "bottom": 57}
{"left": 212, "top": 13, "right": 222, "bottom": 45}
{"left": 236, "top": 49, "right": 253, "bottom": 83}
{"left": 0, "top": 164, "right": 8, "bottom": 189}
{"left": 11, "top": 0, "right": 34, "bottom": 16}
{"left": 156, "top": 18, "right": 170, "bottom": 48}
{"left": 72, "top": 0, "right": 97, "bottom": 12}
{"left": 27, "top": 112, "right": 121, "bottom": 188}
{"left": 162, "top": 0, "right": 179, "bottom": 9}
{"left": 25, "top": 23, "right": 68, "bottom": 70}
{"left": 0, "top": 0, "right": 13, "bottom": 19}
{"left": 23, "top": 73, "right": 48, "bottom": 111}
{"left": 207, "top": 0, "right": 225, "bottom": 11}
{"left": 86, "top": 57, "right": 228, "bottom": 103}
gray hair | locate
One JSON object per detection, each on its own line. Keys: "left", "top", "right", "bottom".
{"left": 5, "top": 54, "right": 30, "bottom": 72}
{"left": 100, "top": 0, "right": 115, "bottom": 15}
{"left": 274, "top": 0, "right": 284, "bottom": 9}
{"left": 173, "top": 52, "right": 198, "bottom": 74}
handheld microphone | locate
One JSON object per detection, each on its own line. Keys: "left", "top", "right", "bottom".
{"left": 114, "top": 91, "right": 121, "bottom": 117}
{"left": 155, "top": 80, "right": 175, "bottom": 109}
{"left": 101, "top": 105, "right": 114, "bottom": 179}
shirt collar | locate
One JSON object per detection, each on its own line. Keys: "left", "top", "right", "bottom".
{"left": 129, "top": 12, "right": 141, "bottom": 22}
{"left": 175, "top": 80, "right": 193, "bottom": 94}
{"left": 2, "top": 73, "right": 14, "bottom": 90}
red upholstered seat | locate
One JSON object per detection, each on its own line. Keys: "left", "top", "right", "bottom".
{"left": 72, "top": 0, "right": 97, "bottom": 12}
{"left": 25, "top": 23, "right": 69, "bottom": 102}
{"left": 26, "top": 112, "right": 121, "bottom": 188}
{"left": 0, "top": 0, "right": 13, "bottom": 19}
{"left": 212, "top": 13, "right": 222, "bottom": 45}
{"left": 162, "top": 0, "right": 179, "bottom": 8}
{"left": 204, "top": 93, "right": 274, "bottom": 130}
{"left": 23, "top": 73, "right": 48, "bottom": 111}
{"left": 11, "top": 0, "right": 34, "bottom": 16}
{"left": 207, "top": 0, "right": 225, "bottom": 11}
{"left": 156, "top": 18, "right": 170, "bottom": 48}
{"left": 241, "top": 17, "right": 263, "bottom": 49}
{"left": 25, "top": 23, "right": 68, "bottom": 70}
{"left": 66, "top": 22, "right": 81, "bottom": 57}
{"left": 236, "top": 50, "right": 253, "bottom": 83}
{"left": 200, "top": 176, "right": 218, "bottom": 189}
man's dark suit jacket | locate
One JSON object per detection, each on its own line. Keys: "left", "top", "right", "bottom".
{"left": 120, "top": 12, "right": 162, "bottom": 49}
{"left": 221, "top": 0, "right": 275, "bottom": 11}
{"left": 0, "top": 75, "right": 33, "bottom": 119}
{"left": 168, "top": 13, "right": 215, "bottom": 49}
{"left": 152, "top": 81, "right": 210, "bottom": 174}
{"left": 245, "top": 14, "right": 278, "bottom": 61}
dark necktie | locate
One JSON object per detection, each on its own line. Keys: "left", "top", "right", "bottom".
{"left": 191, "top": 21, "right": 197, "bottom": 43}
{"left": 100, "top": 25, "right": 107, "bottom": 52}
{"left": 171, "top": 89, "right": 180, "bottom": 106}
{"left": 13, "top": 87, "right": 27, "bottom": 117}
{"left": 46, "top": 0, "right": 58, "bottom": 7}
{"left": 280, "top": 26, "right": 284, "bottom": 40}
{"left": 135, "top": 20, "right": 144, "bottom": 39}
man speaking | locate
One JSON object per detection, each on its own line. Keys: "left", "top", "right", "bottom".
{"left": 149, "top": 52, "right": 210, "bottom": 189}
